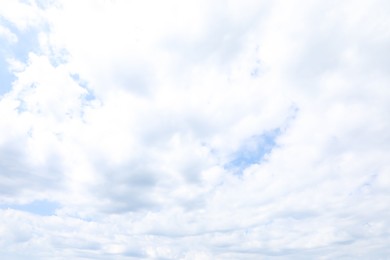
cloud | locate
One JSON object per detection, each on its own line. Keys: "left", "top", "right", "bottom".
{"left": 0, "top": 25, "right": 18, "bottom": 44}
{"left": 0, "top": 0, "right": 389, "bottom": 258}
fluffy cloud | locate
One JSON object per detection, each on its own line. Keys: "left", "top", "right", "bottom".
{"left": 0, "top": 0, "right": 390, "bottom": 258}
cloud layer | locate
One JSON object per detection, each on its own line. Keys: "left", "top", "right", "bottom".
{"left": 1, "top": 0, "right": 390, "bottom": 258}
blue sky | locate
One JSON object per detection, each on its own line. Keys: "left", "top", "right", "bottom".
{"left": 0, "top": 200, "right": 58, "bottom": 216}
{"left": 0, "top": 18, "right": 41, "bottom": 95}
{"left": 225, "top": 128, "right": 281, "bottom": 172}
{"left": 1, "top": 0, "right": 390, "bottom": 259}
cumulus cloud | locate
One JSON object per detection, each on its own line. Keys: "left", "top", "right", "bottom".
{"left": 0, "top": 0, "right": 390, "bottom": 258}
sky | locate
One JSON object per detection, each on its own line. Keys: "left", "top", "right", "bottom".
{"left": 0, "top": 0, "right": 390, "bottom": 259}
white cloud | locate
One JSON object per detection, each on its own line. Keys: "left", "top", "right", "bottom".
{"left": 0, "top": 0, "right": 45, "bottom": 31}
{"left": 0, "top": 0, "right": 390, "bottom": 258}
{"left": 0, "top": 25, "right": 18, "bottom": 43}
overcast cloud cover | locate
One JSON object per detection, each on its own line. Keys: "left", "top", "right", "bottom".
{"left": 0, "top": 0, "right": 390, "bottom": 259}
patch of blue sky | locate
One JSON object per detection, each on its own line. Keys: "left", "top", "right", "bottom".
{"left": 0, "top": 19, "right": 43, "bottom": 95}
{"left": 0, "top": 48, "right": 16, "bottom": 96}
{"left": 0, "top": 200, "right": 60, "bottom": 216}
{"left": 84, "top": 90, "right": 96, "bottom": 101}
{"left": 71, "top": 73, "right": 96, "bottom": 101}
{"left": 225, "top": 128, "right": 281, "bottom": 173}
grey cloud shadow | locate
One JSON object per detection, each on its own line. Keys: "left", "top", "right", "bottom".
{"left": 90, "top": 160, "right": 161, "bottom": 213}
{"left": 0, "top": 139, "right": 65, "bottom": 199}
